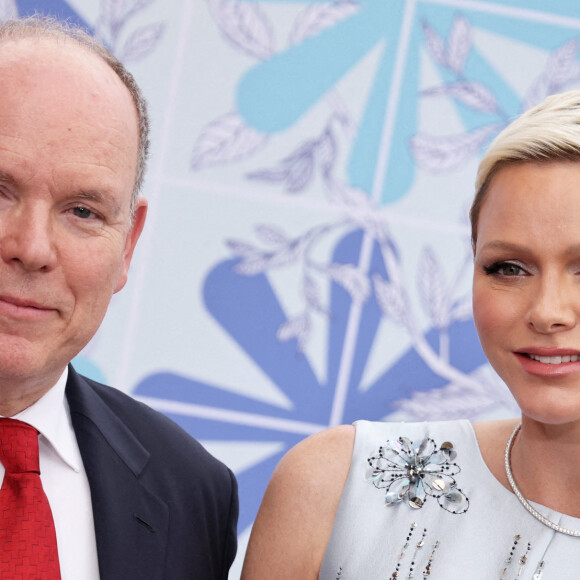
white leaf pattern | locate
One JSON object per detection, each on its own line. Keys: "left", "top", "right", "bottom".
{"left": 121, "top": 22, "right": 164, "bottom": 62}
{"left": 409, "top": 124, "right": 502, "bottom": 172}
{"left": 523, "top": 39, "right": 580, "bottom": 111}
{"left": 421, "top": 20, "right": 446, "bottom": 67}
{"left": 373, "top": 275, "right": 408, "bottom": 325}
{"left": 446, "top": 16, "right": 471, "bottom": 75}
{"left": 226, "top": 239, "right": 259, "bottom": 257}
{"left": 289, "top": 1, "right": 359, "bottom": 46}
{"left": 255, "top": 225, "right": 290, "bottom": 246}
{"left": 327, "top": 264, "right": 370, "bottom": 304}
{"left": 277, "top": 312, "right": 311, "bottom": 351}
{"left": 450, "top": 294, "right": 473, "bottom": 322}
{"left": 234, "top": 255, "right": 272, "bottom": 275}
{"left": 396, "top": 366, "right": 518, "bottom": 420}
{"left": 303, "top": 276, "right": 324, "bottom": 311}
{"left": 423, "top": 81, "right": 498, "bottom": 113}
{"left": 191, "top": 112, "right": 268, "bottom": 169}
{"left": 316, "top": 127, "right": 338, "bottom": 175}
{"left": 418, "top": 247, "right": 448, "bottom": 328}
{"left": 209, "top": 0, "right": 274, "bottom": 60}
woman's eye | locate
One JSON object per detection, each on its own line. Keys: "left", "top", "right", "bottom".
{"left": 484, "top": 262, "right": 525, "bottom": 277}
{"left": 72, "top": 206, "right": 94, "bottom": 219}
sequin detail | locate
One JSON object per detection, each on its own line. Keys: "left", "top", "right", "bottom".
{"left": 366, "top": 436, "right": 469, "bottom": 514}
{"left": 499, "top": 534, "right": 533, "bottom": 579}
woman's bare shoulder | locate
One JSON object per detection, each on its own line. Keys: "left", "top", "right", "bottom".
{"left": 241, "top": 425, "right": 355, "bottom": 580}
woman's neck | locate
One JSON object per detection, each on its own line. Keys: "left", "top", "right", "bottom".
{"left": 475, "top": 417, "right": 580, "bottom": 518}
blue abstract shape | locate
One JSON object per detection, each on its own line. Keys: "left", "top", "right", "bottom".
{"left": 237, "top": 0, "right": 419, "bottom": 205}
{"left": 238, "top": 0, "right": 389, "bottom": 133}
{"left": 235, "top": 0, "right": 580, "bottom": 207}
{"left": 134, "top": 229, "right": 484, "bottom": 532}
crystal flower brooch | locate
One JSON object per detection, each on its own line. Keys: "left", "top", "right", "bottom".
{"left": 366, "top": 435, "right": 469, "bottom": 514}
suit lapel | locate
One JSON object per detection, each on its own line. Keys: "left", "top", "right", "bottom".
{"left": 65, "top": 367, "right": 169, "bottom": 580}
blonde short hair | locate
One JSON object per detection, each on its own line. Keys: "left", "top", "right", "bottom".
{"left": 470, "top": 91, "right": 580, "bottom": 247}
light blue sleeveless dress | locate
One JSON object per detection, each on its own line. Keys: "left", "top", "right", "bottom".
{"left": 319, "top": 420, "right": 580, "bottom": 579}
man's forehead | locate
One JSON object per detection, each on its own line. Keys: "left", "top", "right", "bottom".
{"left": 0, "top": 36, "right": 119, "bottom": 88}
{"left": 0, "top": 36, "right": 138, "bottom": 138}
{"left": 0, "top": 35, "right": 139, "bottom": 210}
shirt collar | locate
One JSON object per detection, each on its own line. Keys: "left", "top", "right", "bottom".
{"left": 13, "top": 367, "right": 81, "bottom": 473}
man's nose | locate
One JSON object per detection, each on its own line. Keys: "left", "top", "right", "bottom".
{"left": 526, "top": 275, "right": 577, "bottom": 333}
{"left": 0, "top": 206, "right": 57, "bottom": 272}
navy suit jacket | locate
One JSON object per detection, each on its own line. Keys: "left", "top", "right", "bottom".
{"left": 65, "top": 366, "right": 238, "bottom": 579}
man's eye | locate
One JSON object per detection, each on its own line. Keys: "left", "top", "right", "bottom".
{"left": 72, "top": 206, "right": 94, "bottom": 219}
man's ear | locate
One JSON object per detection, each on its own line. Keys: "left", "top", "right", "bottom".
{"left": 114, "top": 197, "right": 148, "bottom": 294}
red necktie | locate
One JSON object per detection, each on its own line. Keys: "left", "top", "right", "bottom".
{"left": 0, "top": 418, "right": 61, "bottom": 578}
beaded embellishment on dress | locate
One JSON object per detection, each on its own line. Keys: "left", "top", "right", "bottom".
{"left": 334, "top": 523, "right": 441, "bottom": 580}
{"left": 366, "top": 435, "right": 469, "bottom": 513}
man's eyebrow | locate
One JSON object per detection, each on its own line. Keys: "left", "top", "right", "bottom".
{"left": 0, "top": 170, "right": 18, "bottom": 187}
{"left": 71, "top": 189, "right": 122, "bottom": 216}
{"left": 0, "top": 172, "right": 124, "bottom": 216}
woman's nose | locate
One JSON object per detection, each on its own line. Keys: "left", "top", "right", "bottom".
{"left": 526, "top": 275, "right": 577, "bottom": 333}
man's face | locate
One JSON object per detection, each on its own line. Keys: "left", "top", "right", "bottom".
{"left": 0, "top": 38, "right": 146, "bottom": 395}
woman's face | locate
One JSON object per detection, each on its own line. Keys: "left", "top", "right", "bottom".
{"left": 473, "top": 161, "right": 580, "bottom": 425}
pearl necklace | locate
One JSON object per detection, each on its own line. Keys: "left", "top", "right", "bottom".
{"left": 505, "top": 423, "right": 580, "bottom": 537}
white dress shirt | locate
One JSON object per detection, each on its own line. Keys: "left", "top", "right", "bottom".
{"left": 0, "top": 367, "right": 100, "bottom": 579}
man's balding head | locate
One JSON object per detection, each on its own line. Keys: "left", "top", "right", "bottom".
{"left": 0, "top": 16, "right": 149, "bottom": 210}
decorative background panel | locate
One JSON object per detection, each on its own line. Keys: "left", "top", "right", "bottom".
{"left": 11, "top": 0, "right": 580, "bottom": 576}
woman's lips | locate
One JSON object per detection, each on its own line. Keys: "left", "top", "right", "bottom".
{"left": 515, "top": 351, "right": 580, "bottom": 376}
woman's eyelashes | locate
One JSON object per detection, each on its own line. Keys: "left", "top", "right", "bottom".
{"left": 483, "top": 261, "right": 527, "bottom": 277}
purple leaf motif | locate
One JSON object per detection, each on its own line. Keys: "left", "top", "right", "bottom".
{"left": 373, "top": 275, "right": 408, "bottom": 325}
{"left": 418, "top": 247, "right": 448, "bottom": 328}
{"left": 544, "top": 38, "right": 580, "bottom": 86}
{"left": 523, "top": 39, "right": 580, "bottom": 111}
{"left": 423, "top": 81, "right": 498, "bottom": 113}
{"left": 234, "top": 254, "right": 273, "bottom": 276}
{"left": 409, "top": 124, "right": 502, "bottom": 173}
{"left": 209, "top": 0, "right": 274, "bottom": 60}
{"left": 191, "top": 112, "right": 269, "bottom": 169}
{"left": 121, "top": 22, "right": 164, "bottom": 62}
{"left": 289, "top": 1, "right": 359, "bottom": 46}
{"left": 277, "top": 312, "right": 311, "bottom": 352}
{"left": 285, "top": 149, "right": 315, "bottom": 193}
{"left": 446, "top": 16, "right": 471, "bottom": 75}
{"left": 246, "top": 167, "right": 289, "bottom": 184}
{"left": 316, "top": 127, "right": 338, "bottom": 176}
{"left": 421, "top": 20, "right": 446, "bottom": 67}
{"left": 327, "top": 263, "right": 370, "bottom": 304}
{"left": 303, "top": 276, "right": 324, "bottom": 311}
{"left": 247, "top": 142, "right": 316, "bottom": 194}
{"left": 255, "top": 224, "right": 290, "bottom": 246}
{"left": 226, "top": 239, "right": 259, "bottom": 257}
{"left": 98, "top": 0, "right": 120, "bottom": 27}
{"left": 234, "top": 236, "right": 309, "bottom": 276}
